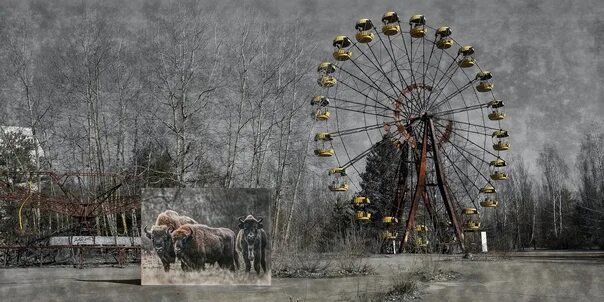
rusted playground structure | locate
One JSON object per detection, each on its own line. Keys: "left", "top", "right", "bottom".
{"left": 0, "top": 170, "right": 142, "bottom": 267}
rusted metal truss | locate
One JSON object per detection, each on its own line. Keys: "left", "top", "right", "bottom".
{"left": 0, "top": 171, "right": 141, "bottom": 218}
{"left": 399, "top": 118, "right": 465, "bottom": 252}
{"left": 0, "top": 245, "right": 140, "bottom": 268}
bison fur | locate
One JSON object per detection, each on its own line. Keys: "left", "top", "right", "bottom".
{"left": 171, "top": 224, "right": 239, "bottom": 271}
{"left": 144, "top": 210, "right": 197, "bottom": 272}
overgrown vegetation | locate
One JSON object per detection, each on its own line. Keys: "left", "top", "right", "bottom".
{"left": 0, "top": 0, "right": 602, "bottom": 256}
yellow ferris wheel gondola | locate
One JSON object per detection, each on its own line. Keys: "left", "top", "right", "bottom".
{"left": 480, "top": 198, "right": 499, "bottom": 208}
{"left": 415, "top": 224, "right": 429, "bottom": 232}
{"left": 317, "top": 75, "right": 337, "bottom": 87}
{"left": 479, "top": 184, "right": 496, "bottom": 194}
{"left": 476, "top": 71, "right": 494, "bottom": 92}
{"left": 409, "top": 15, "right": 426, "bottom": 38}
{"left": 381, "top": 11, "right": 400, "bottom": 36}
{"left": 312, "top": 109, "right": 330, "bottom": 121}
{"left": 435, "top": 26, "right": 453, "bottom": 49}
{"left": 458, "top": 45, "right": 476, "bottom": 68}
{"left": 415, "top": 237, "right": 429, "bottom": 247}
{"left": 490, "top": 158, "right": 506, "bottom": 167}
{"left": 314, "top": 148, "right": 335, "bottom": 157}
{"left": 487, "top": 99, "right": 506, "bottom": 120}
{"left": 332, "top": 35, "right": 352, "bottom": 61}
{"left": 492, "top": 129, "right": 509, "bottom": 138}
{"left": 355, "top": 211, "right": 371, "bottom": 221}
{"left": 465, "top": 221, "right": 481, "bottom": 231}
{"left": 311, "top": 95, "right": 330, "bottom": 107}
{"left": 355, "top": 18, "right": 374, "bottom": 43}
{"left": 353, "top": 196, "right": 370, "bottom": 205}
{"left": 314, "top": 132, "right": 333, "bottom": 141}
{"left": 382, "top": 216, "right": 398, "bottom": 224}
{"left": 493, "top": 141, "right": 510, "bottom": 151}
{"left": 317, "top": 62, "right": 336, "bottom": 74}
{"left": 490, "top": 171, "right": 508, "bottom": 181}
{"left": 329, "top": 182, "right": 349, "bottom": 192}
{"left": 383, "top": 231, "right": 398, "bottom": 240}
{"left": 328, "top": 167, "right": 347, "bottom": 176}
{"left": 462, "top": 208, "right": 478, "bottom": 215}
{"left": 488, "top": 110, "right": 506, "bottom": 120}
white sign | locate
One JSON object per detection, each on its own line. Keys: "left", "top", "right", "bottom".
{"left": 49, "top": 236, "right": 141, "bottom": 246}
{"left": 481, "top": 231, "right": 488, "bottom": 253}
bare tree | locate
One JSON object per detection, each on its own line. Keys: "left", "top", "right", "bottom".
{"left": 537, "top": 144, "right": 568, "bottom": 240}
{"left": 140, "top": 1, "right": 219, "bottom": 186}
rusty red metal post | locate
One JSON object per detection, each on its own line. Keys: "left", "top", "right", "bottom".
{"left": 402, "top": 123, "right": 429, "bottom": 247}
{"left": 428, "top": 118, "right": 465, "bottom": 251}
{"left": 399, "top": 118, "right": 466, "bottom": 252}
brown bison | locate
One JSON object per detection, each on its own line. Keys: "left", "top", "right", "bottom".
{"left": 144, "top": 210, "right": 197, "bottom": 272}
{"left": 236, "top": 215, "right": 268, "bottom": 275}
{"left": 171, "top": 224, "right": 238, "bottom": 271}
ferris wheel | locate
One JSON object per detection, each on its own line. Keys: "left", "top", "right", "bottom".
{"left": 311, "top": 12, "right": 508, "bottom": 252}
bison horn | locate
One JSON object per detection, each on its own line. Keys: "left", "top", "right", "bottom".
{"left": 143, "top": 225, "right": 152, "bottom": 239}
{"left": 257, "top": 217, "right": 263, "bottom": 223}
{"left": 238, "top": 216, "right": 246, "bottom": 223}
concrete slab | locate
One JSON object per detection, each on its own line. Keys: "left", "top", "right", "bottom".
{"left": 0, "top": 250, "right": 602, "bottom": 302}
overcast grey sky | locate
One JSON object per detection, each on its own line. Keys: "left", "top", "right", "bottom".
{"left": 250, "top": 0, "right": 603, "bottom": 174}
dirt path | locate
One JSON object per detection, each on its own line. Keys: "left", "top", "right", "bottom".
{"left": 0, "top": 250, "right": 602, "bottom": 301}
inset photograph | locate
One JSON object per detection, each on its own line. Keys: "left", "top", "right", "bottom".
{"left": 141, "top": 188, "right": 271, "bottom": 285}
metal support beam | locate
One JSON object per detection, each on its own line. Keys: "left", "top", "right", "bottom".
{"left": 402, "top": 124, "right": 429, "bottom": 248}
{"left": 392, "top": 143, "right": 409, "bottom": 219}
{"left": 428, "top": 118, "right": 465, "bottom": 251}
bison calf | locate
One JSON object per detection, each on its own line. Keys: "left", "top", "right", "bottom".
{"left": 144, "top": 210, "right": 197, "bottom": 272}
{"left": 171, "top": 224, "right": 238, "bottom": 271}
{"left": 236, "top": 215, "right": 268, "bottom": 275}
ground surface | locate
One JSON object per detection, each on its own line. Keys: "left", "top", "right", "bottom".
{"left": 141, "top": 251, "right": 271, "bottom": 285}
{"left": 0, "top": 250, "right": 602, "bottom": 302}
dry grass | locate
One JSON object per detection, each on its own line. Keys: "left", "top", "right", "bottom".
{"left": 272, "top": 238, "right": 374, "bottom": 278}
{"left": 141, "top": 251, "right": 270, "bottom": 285}
{"left": 408, "top": 254, "right": 461, "bottom": 282}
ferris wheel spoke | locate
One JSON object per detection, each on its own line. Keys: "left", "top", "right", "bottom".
{"left": 387, "top": 37, "right": 424, "bottom": 113}
{"left": 433, "top": 116, "right": 500, "bottom": 131}
{"left": 329, "top": 96, "right": 392, "bottom": 112}
{"left": 340, "top": 134, "right": 400, "bottom": 169}
{"left": 330, "top": 121, "right": 395, "bottom": 137}
{"left": 440, "top": 145, "right": 482, "bottom": 194}
{"left": 443, "top": 178, "right": 474, "bottom": 212}
{"left": 434, "top": 126, "right": 491, "bottom": 185}
{"left": 368, "top": 42, "right": 419, "bottom": 114}
{"left": 335, "top": 76, "right": 394, "bottom": 111}
{"left": 347, "top": 56, "right": 399, "bottom": 99}
{"left": 362, "top": 138, "right": 405, "bottom": 179}
{"left": 428, "top": 79, "right": 475, "bottom": 112}
{"left": 433, "top": 121, "right": 499, "bottom": 160}
{"left": 336, "top": 66, "right": 396, "bottom": 110}
{"left": 439, "top": 124, "right": 490, "bottom": 138}
{"left": 326, "top": 105, "right": 394, "bottom": 119}
{"left": 397, "top": 30, "right": 424, "bottom": 105}
{"left": 424, "top": 49, "right": 445, "bottom": 101}
{"left": 432, "top": 102, "right": 489, "bottom": 117}
{"left": 372, "top": 27, "right": 423, "bottom": 113}
{"left": 420, "top": 36, "right": 437, "bottom": 112}
{"left": 424, "top": 55, "right": 461, "bottom": 108}
{"left": 352, "top": 44, "right": 404, "bottom": 98}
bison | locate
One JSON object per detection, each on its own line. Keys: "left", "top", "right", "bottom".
{"left": 236, "top": 215, "right": 268, "bottom": 275}
{"left": 144, "top": 210, "right": 197, "bottom": 272}
{"left": 171, "top": 224, "right": 239, "bottom": 271}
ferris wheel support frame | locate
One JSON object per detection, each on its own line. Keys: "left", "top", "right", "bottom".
{"left": 400, "top": 117, "right": 465, "bottom": 252}
{"left": 391, "top": 147, "right": 409, "bottom": 219}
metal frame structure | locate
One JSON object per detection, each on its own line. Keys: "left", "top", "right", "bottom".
{"left": 0, "top": 171, "right": 142, "bottom": 266}
{"left": 312, "top": 12, "right": 508, "bottom": 253}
